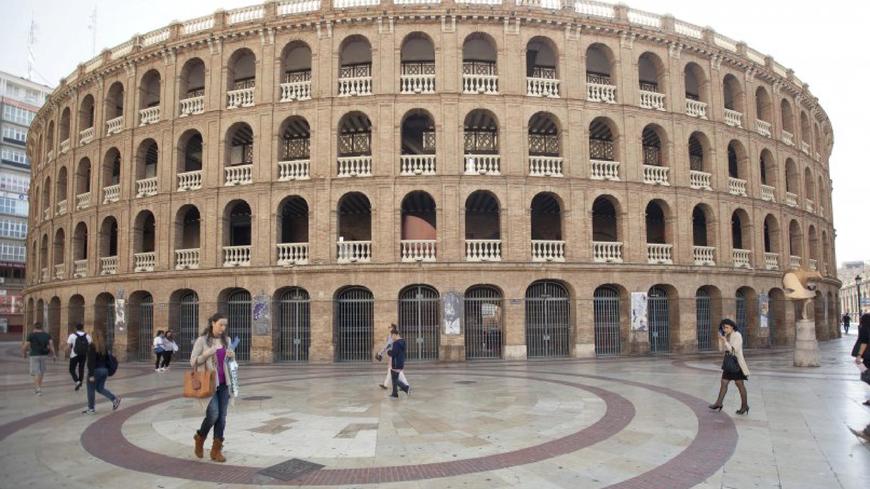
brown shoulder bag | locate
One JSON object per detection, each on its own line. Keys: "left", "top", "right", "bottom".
{"left": 183, "top": 366, "right": 215, "bottom": 399}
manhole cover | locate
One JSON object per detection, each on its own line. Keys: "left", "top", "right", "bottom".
{"left": 454, "top": 380, "right": 477, "bottom": 385}
{"left": 242, "top": 395, "right": 272, "bottom": 401}
{"left": 259, "top": 458, "right": 324, "bottom": 481}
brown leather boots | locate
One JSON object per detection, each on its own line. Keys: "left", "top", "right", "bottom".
{"left": 193, "top": 432, "right": 205, "bottom": 458}
{"left": 210, "top": 437, "right": 226, "bottom": 463}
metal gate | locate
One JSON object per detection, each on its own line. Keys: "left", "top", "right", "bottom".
{"left": 335, "top": 287, "right": 373, "bottom": 362}
{"left": 276, "top": 288, "right": 310, "bottom": 362}
{"left": 648, "top": 286, "right": 670, "bottom": 353}
{"left": 175, "top": 292, "right": 199, "bottom": 361}
{"left": 95, "top": 300, "right": 116, "bottom": 348}
{"left": 736, "top": 290, "right": 747, "bottom": 344}
{"left": 464, "top": 286, "right": 503, "bottom": 360}
{"left": 696, "top": 290, "right": 712, "bottom": 351}
{"left": 227, "top": 289, "right": 251, "bottom": 361}
{"left": 136, "top": 295, "right": 154, "bottom": 361}
{"left": 525, "top": 281, "right": 570, "bottom": 358}
{"left": 593, "top": 286, "right": 621, "bottom": 356}
{"left": 398, "top": 285, "right": 440, "bottom": 361}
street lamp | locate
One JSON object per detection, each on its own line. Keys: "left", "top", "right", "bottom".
{"left": 856, "top": 274, "right": 863, "bottom": 320}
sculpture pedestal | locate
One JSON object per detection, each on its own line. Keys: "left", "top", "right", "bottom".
{"left": 794, "top": 319, "right": 820, "bottom": 367}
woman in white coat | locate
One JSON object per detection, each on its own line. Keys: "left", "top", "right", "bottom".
{"left": 709, "top": 318, "right": 750, "bottom": 415}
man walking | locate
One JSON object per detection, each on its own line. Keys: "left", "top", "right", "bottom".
{"left": 387, "top": 329, "right": 410, "bottom": 399}
{"left": 66, "top": 323, "right": 90, "bottom": 391}
{"left": 843, "top": 314, "right": 852, "bottom": 335}
{"left": 21, "top": 322, "right": 56, "bottom": 395}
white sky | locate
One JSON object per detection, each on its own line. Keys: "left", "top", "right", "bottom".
{"left": 1, "top": 0, "right": 867, "bottom": 265}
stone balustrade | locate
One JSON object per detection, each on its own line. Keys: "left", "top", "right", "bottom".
{"left": 465, "top": 239, "right": 502, "bottom": 262}
{"left": 280, "top": 80, "right": 312, "bottom": 101}
{"left": 693, "top": 246, "right": 716, "bottom": 266}
{"left": 59, "top": 139, "right": 70, "bottom": 154}
{"left": 593, "top": 241, "right": 623, "bottom": 263}
{"left": 526, "top": 77, "right": 559, "bottom": 97}
{"left": 400, "top": 155, "right": 436, "bottom": 176}
{"left": 338, "top": 76, "right": 372, "bottom": 96}
{"left": 732, "top": 249, "right": 752, "bottom": 269}
{"left": 105, "top": 116, "right": 124, "bottom": 135}
{"left": 177, "top": 170, "right": 203, "bottom": 191}
{"left": 73, "top": 259, "right": 88, "bottom": 278}
{"left": 464, "top": 154, "right": 500, "bottom": 175}
{"left": 587, "top": 82, "right": 616, "bottom": 103}
{"left": 685, "top": 99, "right": 707, "bottom": 119}
{"left": 175, "top": 248, "right": 200, "bottom": 269}
{"left": 761, "top": 184, "right": 775, "bottom": 202}
{"left": 138, "top": 106, "right": 160, "bottom": 126}
{"left": 79, "top": 127, "right": 95, "bottom": 145}
{"left": 225, "top": 164, "right": 253, "bottom": 185}
{"left": 639, "top": 90, "right": 665, "bottom": 110}
{"left": 75, "top": 192, "right": 91, "bottom": 210}
{"left": 43, "top": 208, "right": 51, "bottom": 221}
{"left": 724, "top": 109, "right": 743, "bottom": 128}
{"left": 134, "top": 252, "right": 156, "bottom": 272}
{"left": 179, "top": 95, "right": 204, "bottom": 116}
{"left": 728, "top": 177, "right": 747, "bottom": 196}
{"left": 136, "top": 177, "right": 158, "bottom": 197}
{"left": 278, "top": 159, "right": 310, "bottom": 180}
{"left": 809, "top": 258, "right": 817, "bottom": 271}
{"left": 755, "top": 119, "right": 772, "bottom": 137}
{"left": 40, "top": 267, "right": 49, "bottom": 283}
{"left": 764, "top": 252, "right": 779, "bottom": 270}
{"left": 337, "top": 240, "right": 372, "bottom": 263}
{"left": 337, "top": 156, "right": 373, "bottom": 177}
{"left": 223, "top": 245, "right": 252, "bottom": 267}
{"left": 529, "top": 156, "right": 563, "bottom": 177}
{"left": 462, "top": 73, "right": 498, "bottom": 94}
{"left": 401, "top": 240, "right": 437, "bottom": 262}
{"left": 532, "top": 240, "right": 565, "bottom": 262}
{"left": 801, "top": 141, "right": 810, "bottom": 154}
{"left": 689, "top": 170, "right": 712, "bottom": 190}
{"left": 590, "top": 160, "right": 620, "bottom": 181}
{"left": 227, "top": 87, "right": 255, "bottom": 108}
{"left": 643, "top": 165, "right": 670, "bottom": 185}
{"left": 277, "top": 242, "right": 309, "bottom": 266}
{"left": 806, "top": 199, "right": 814, "bottom": 213}
{"left": 647, "top": 243, "right": 673, "bottom": 264}
{"left": 102, "top": 184, "right": 120, "bottom": 204}
{"left": 785, "top": 192, "right": 798, "bottom": 207}
{"left": 781, "top": 130, "right": 794, "bottom": 146}
{"left": 401, "top": 74, "right": 435, "bottom": 94}
{"left": 789, "top": 255, "right": 802, "bottom": 269}
{"left": 54, "top": 263, "right": 65, "bottom": 280}
{"left": 100, "top": 256, "right": 118, "bottom": 275}
{"left": 56, "top": 199, "right": 67, "bottom": 216}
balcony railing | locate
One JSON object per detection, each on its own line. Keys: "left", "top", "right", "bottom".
{"left": 732, "top": 249, "right": 752, "bottom": 269}
{"left": 335, "top": 0, "right": 379, "bottom": 8}
{"left": 41, "top": 267, "right": 49, "bottom": 283}
{"left": 337, "top": 240, "right": 372, "bottom": 263}
{"left": 526, "top": 77, "right": 559, "bottom": 97}
{"left": 59, "top": 138, "right": 70, "bottom": 154}
{"left": 134, "top": 251, "right": 156, "bottom": 272}
{"left": 465, "top": 239, "right": 501, "bottom": 262}
{"left": 728, "top": 177, "right": 747, "bottom": 196}
{"left": 647, "top": 243, "right": 673, "bottom": 264}
{"left": 685, "top": 99, "right": 708, "bottom": 119}
{"left": 590, "top": 160, "right": 619, "bottom": 181}
{"left": 639, "top": 90, "right": 665, "bottom": 110}
{"left": 464, "top": 154, "right": 500, "bottom": 175}
{"left": 278, "top": 159, "right": 310, "bottom": 181}
{"left": 587, "top": 83, "right": 616, "bottom": 103}
{"left": 809, "top": 258, "right": 818, "bottom": 271}
{"left": 100, "top": 256, "right": 118, "bottom": 275}
{"left": 689, "top": 170, "right": 712, "bottom": 190}
{"left": 338, "top": 76, "right": 373, "bottom": 97}
{"left": 785, "top": 192, "right": 798, "bottom": 207}
{"left": 462, "top": 73, "right": 498, "bottom": 94}
{"left": 592, "top": 241, "right": 623, "bottom": 263}
{"left": 401, "top": 240, "right": 436, "bottom": 262}
{"left": 138, "top": 106, "right": 160, "bottom": 126}
{"left": 179, "top": 95, "right": 204, "bottom": 117}
{"left": 71, "top": 259, "right": 87, "bottom": 278}
{"left": 223, "top": 245, "right": 251, "bottom": 267}
{"left": 693, "top": 246, "right": 716, "bottom": 266}
{"left": 136, "top": 177, "right": 158, "bottom": 197}
{"left": 724, "top": 109, "right": 743, "bottom": 128}
{"left": 806, "top": 199, "right": 815, "bottom": 213}
{"left": 76, "top": 192, "right": 91, "bottom": 210}
{"left": 280, "top": 80, "right": 312, "bottom": 101}
{"left": 337, "top": 156, "right": 373, "bottom": 177}
{"left": 800, "top": 141, "right": 810, "bottom": 154}
{"left": 781, "top": 130, "right": 794, "bottom": 146}
{"left": 755, "top": 119, "right": 772, "bottom": 137}
{"left": 177, "top": 170, "right": 203, "bottom": 191}
{"left": 789, "top": 255, "right": 802, "bottom": 269}
{"left": 106, "top": 116, "right": 123, "bottom": 135}
{"left": 227, "top": 87, "right": 255, "bottom": 108}
{"left": 532, "top": 240, "right": 565, "bottom": 262}
{"left": 47, "top": 149, "right": 54, "bottom": 161}
{"left": 529, "top": 156, "right": 563, "bottom": 177}
{"left": 643, "top": 165, "right": 670, "bottom": 185}
{"left": 400, "top": 155, "right": 436, "bottom": 176}
{"left": 277, "top": 242, "right": 309, "bottom": 266}
{"left": 760, "top": 184, "right": 776, "bottom": 202}
{"left": 102, "top": 184, "right": 120, "bottom": 204}
{"left": 56, "top": 199, "right": 68, "bottom": 216}
{"left": 400, "top": 71, "right": 436, "bottom": 94}
{"left": 79, "top": 127, "right": 95, "bottom": 145}
{"left": 175, "top": 248, "right": 200, "bottom": 270}
{"left": 42, "top": 207, "right": 51, "bottom": 220}
{"left": 764, "top": 252, "right": 779, "bottom": 270}
{"left": 225, "top": 164, "right": 253, "bottom": 186}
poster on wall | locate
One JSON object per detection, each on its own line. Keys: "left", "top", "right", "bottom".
{"left": 442, "top": 291, "right": 463, "bottom": 336}
{"left": 630, "top": 292, "right": 648, "bottom": 332}
{"left": 252, "top": 294, "right": 271, "bottom": 336}
{"left": 759, "top": 293, "right": 769, "bottom": 329}
{"left": 114, "top": 299, "right": 126, "bottom": 332}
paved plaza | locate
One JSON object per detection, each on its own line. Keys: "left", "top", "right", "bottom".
{"left": 1, "top": 337, "right": 868, "bottom": 489}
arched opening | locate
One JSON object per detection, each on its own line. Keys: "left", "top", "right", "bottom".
{"left": 528, "top": 112, "right": 561, "bottom": 176}
{"left": 337, "top": 111, "right": 372, "bottom": 176}
{"left": 822, "top": 231, "right": 830, "bottom": 274}
{"left": 400, "top": 33, "right": 435, "bottom": 94}
{"left": 218, "top": 288, "right": 251, "bottom": 361}
{"left": 280, "top": 41, "right": 312, "bottom": 100}
{"left": 531, "top": 192, "right": 563, "bottom": 261}
{"left": 400, "top": 110, "right": 436, "bottom": 175}
{"left": 763, "top": 214, "right": 781, "bottom": 269}
{"left": 594, "top": 284, "right": 626, "bottom": 356}
{"left": 59, "top": 107, "right": 71, "bottom": 144}
{"left": 46, "top": 121, "right": 55, "bottom": 157}
{"left": 684, "top": 62, "right": 709, "bottom": 116}
{"left": 696, "top": 286, "right": 722, "bottom": 351}
{"left": 807, "top": 225, "right": 819, "bottom": 269}
{"left": 227, "top": 48, "right": 256, "bottom": 93}
{"left": 56, "top": 167, "right": 68, "bottom": 206}
{"left": 39, "top": 234, "right": 48, "bottom": 278}
{"left": 638, "top": 52, "right": 665, "bottom": 97}
{"left": 731, "top": 209, "right": 752, "bottom": 267}
{"left": 278, "top": 116, "right": 311, "bottom": 177}
{"left": 174, "top": 205, "right": 201, "bottom": 269}
{"left": 401, "top": 191, "right": 436, "bottom": 261}
{"left": 727, "top": 140, "right": 747, "bottom": 180}
{"left": 755, "top": 86, "right": 772, "bottom": 123}
{"left": 128, "top": 291, "right": 153, "bottom": 361}
{"left": 338, "top": 35, "right": 372, "bottom": 96}
{"left": 735, "top": 286, "right": 758, "bottom": 346}
{"left": 75, "top": 157, "right": 91, "bottom": 198}
{"left": 759, "top": 149, "right": 776, "bottom": 190}
{"left": 35, "top": 298, "right": 45, "bottom": 326}
{"left": 688, "top": 131, "right": 709, "bottom": 173}
{"left": 785, "top": 158, "right": 799, "bottom": 198}
{"left": 463, "top": 109, "right": 499, "bottom": 174}
{"left": 79, "top": 94, "right": 95, "bottom": 134}
{"left": 645, "top": 200, "right": 671, "bottom": 263}
{"left": 464, "top": 285, "right": 504, "bottom": 359}
{"left": 41, "top": 177, "right": 51, "bottom": 215}
{"left": 132, "top": 211, "right": 156, "bottom": 271}
{"left": 180, "top": 57, "right": 206, "bottom": 100}
{"left": 589, "top": 116, "right": 618, "bottom": 167}
{"left": 94, "top": 292, "right": 116, "bottom": 347}
{"left": 525, "top": 280, "right": 571, "bottom": 358}
{"left": 462, "top": 33, "right": 498, "bottom": 94}
{"left": 224, "top": 122, "right": 254, "bottom": 171}
{"left": 692, "top": 204, "right": 715, "bottom": 265}
{"left": 398, "top": 284, "right": 440, "bottom": 361}
{"left": 334, "top": 286, "right": 374, "bottom": 362}
{"left": 99, "top": 216, "right": 118, "bottom": 261}
{"left": 648, "top": 285, "right": 678, "bottom": 353}
{"left": 592, "top": 195, "right": 621, "bottom": 262}
{"left": 168, "top": 289, "right": 198, "bottom": 360}
{"left": 72, "top": 222, "right": 88, "bottom": 265}
{"left": 52, "top": 229, "right": 65, "bottom": 276}
{"left": 222, "top": 201, "right": 252, "bottom": 267}
{"left": 788, "top": 220, "right": 803, "bottom": 265}
{"left": 176, "top": 130, "right": 203, "bottom": 191}
{"left": 274, "top": 287, "right": 310, "bottom": 362}
{"left": 804, "top": 167, "right": 815, "bottom": 204}
{"left": 800, "top": 112, "right": 811, "bottom": 151}
{"left": 526, "top": 36, "right": 558, "bottom": 97}
{"left": 277, "top": 196, "right": 309, "bottom": 265}
{"left": 586, "top": 43, "right": 616, "bottom": 102}
{"left": 135, "top": 138, "right": 158, "bottom": 196}
{"left": 102, "top": 148, "right": 121, "bottom": 200}
{"left": 641, "top": 124, "right": 666, "bottom": 168}
{"left": 465, "top": 190, "right": 501, "bottom": 261}
{"left": 47, "top": 297, "right": 61, "bottom": 345}
{"left": 139, "top": 70, "right": 161, "bottom": 111}
{"left": 780, "top": 99, "right": 795, "bottom": 135}
{"left": 68, "top": 295, "right": 85, "bottom": 336}
{"left": 105, "top": 81, "right": 124, "bottom": 124}
{"left": 337, "top": 192, "right": 372, "bottom": 262}
{"left": 722, "top": 74, "right": 744, "bottom": 113}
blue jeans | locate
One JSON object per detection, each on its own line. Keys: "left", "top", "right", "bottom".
{"left": 87, "top": 367, "right": 116, "bottom": 409}
{"left": 198, "top": 384, "right": 229, "bottom": 439}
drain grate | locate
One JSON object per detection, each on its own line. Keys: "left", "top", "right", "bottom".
{"left": 242, "top": 395, "right": 272, "bottom": 401}
{"left": 454, "top": 380, "right": 477, "bottom": 385}
{"left": 259, "top": 458, "right": 325, "bottom": 481}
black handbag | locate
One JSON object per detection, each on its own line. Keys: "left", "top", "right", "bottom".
{"left": 722, "top": 352, "right": 741, "bottom": 376}
{"left": 862, "top": 368, "right": 870, "bottom": 386}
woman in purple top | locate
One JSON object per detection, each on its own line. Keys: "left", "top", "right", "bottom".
{"left": 190, "top": 313, "right": 235, "bottom": 463}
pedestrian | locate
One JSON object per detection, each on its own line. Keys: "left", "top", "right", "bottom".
{"left": 377, "top": 324, "right": 408, "bottom": 390}
{"left": 82, "top": 326, "right": 121, "bottom": 414}
{"left": 852, "top": 313, "right": 870, "bottom": 407}
{"left": 844, "top": 314, "right": 852, "bottom": 335}
{"left": 191, "top": 313, "right": 235, "bottom": 463}
{"left": 160, "top": 330, "right": 179, "bottom": 371}
{"left": 153, "top": 330, "right": 166, "bottom": 372}
{"left": 67, "top": 323, "right": 91, "bottom": 391}
{"left": 21, "top": 322, "right": 56, "bottom": 396}
{"left": 709, "top": 318, "right": 750, "bottom": 415}
{"left": 387, "top": 328, "right": 410, "bottom": 399}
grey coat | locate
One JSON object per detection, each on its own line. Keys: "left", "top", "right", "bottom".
{"left": 189, "top": 335, "right": 235, "bottom": 392}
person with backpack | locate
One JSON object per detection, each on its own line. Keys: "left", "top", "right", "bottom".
{"left": 159, "top": 330, "right": 179, "bottom": 370}
{"left": 387, "top": 329, "right": 410, "bottom": 399}
{"left": 82, "top": 326, "right": 120, "bottom": 415}
{"left": 153, "top": 330, "right": 166, "bottom": 372}
{"left": 67, "top": 323, "right": 91, "bottom": 391}
{"left": 21, "top": 322, "right": 56, "bottom": 396}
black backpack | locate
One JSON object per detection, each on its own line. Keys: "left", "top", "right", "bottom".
{"left": 73, "top": 333, "right": 89, "bottom": 356}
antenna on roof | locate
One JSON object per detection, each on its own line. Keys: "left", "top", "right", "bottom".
{"left": 26, "top": 13, "right": 37, "bottom": 80}
{"left": 87, "top": 4, "right": 97, "bottom": 55}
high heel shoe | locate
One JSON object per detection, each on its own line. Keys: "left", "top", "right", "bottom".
{"left": 735, "top": 406, "right": 750, "bottom": 415}
{"left": 708, "top": 404, "right": 723, "bottom": 411}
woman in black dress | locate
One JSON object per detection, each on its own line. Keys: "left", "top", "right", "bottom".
{"left": 709, "top": 319, "right": 750, "bottom": 415}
